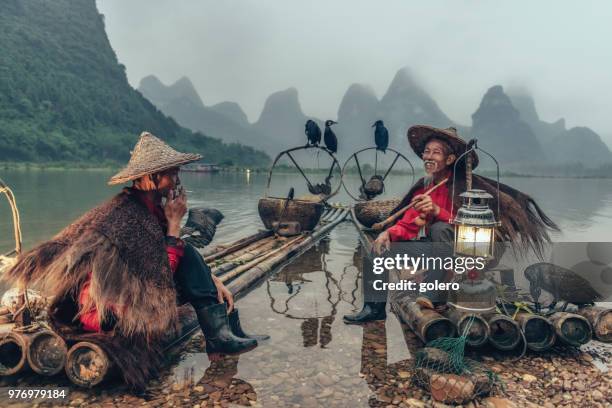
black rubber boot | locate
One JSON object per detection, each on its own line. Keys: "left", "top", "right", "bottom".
{"left": 228, "top": 309, "right": 270, "bottom": 341}
{"left": 196, "top": 303, "right": 258, "bottom": 355}
{"left": 343, "top": 302, "right": 387, "bottom": 324}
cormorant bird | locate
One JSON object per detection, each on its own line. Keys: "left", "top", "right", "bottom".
{"left": 524, "top": 262, "right": 602, "bottom": 311}
{"left": 180, "top": 208, "right": 224, "bottom": 248}
{"left": 372, "top": 120, "right": 389, "bottom": 153}
{"left": 323, "top": 120, "right": 338, "bottom": 153}
{"left": 305, "top": 120, "right": 321, "bottom": 147}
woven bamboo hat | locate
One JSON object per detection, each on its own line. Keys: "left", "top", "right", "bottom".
{"left": 407, "top": 125, "right": 479, "bottom": 169}
{"left": 108, "top": 132, "right": 202, "bottom": 185}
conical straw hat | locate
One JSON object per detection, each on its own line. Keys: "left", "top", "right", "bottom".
{"left": 407, "top": 125, "right": 479, "bottom": 169}
{"left": 108, "top": 132, "right": 202, "bottom": 185}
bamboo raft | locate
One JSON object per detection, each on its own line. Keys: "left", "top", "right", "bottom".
{"left": 0, "top": 205, "right": 349, "bottom": 387}
{"left": 349, "top": 206, "right": 606, "bottom": 352}
{"left": 215, "top": 205, "right": 349, "bottom": 297}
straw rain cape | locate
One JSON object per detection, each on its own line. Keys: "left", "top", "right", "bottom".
{"left": 391, "top": 175, "right": 559, "bottom": 258}
{"left": 3, "top": 189, "right": 180, "bottom": 388}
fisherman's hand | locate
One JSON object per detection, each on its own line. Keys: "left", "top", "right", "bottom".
{"left": 373, "top": 231, "right": 391, "bottom": 255}
{"left": 212, "top": 275, "right": 234, "bottom": 312}
{"left": 412, "top": 194, "right": 439, "bottom": 217}
{"left": 165, "top": 188, "right": 187, "bottom": 236}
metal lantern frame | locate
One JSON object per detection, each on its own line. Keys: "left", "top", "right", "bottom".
{"left": 450, "top": 140, "right": 501, "bottom": 261}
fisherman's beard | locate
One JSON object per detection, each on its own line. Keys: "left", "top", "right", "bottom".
{"left": 423, "top": 160, "right": 438, "bottom": 174}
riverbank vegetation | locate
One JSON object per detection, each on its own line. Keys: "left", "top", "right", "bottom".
{"left": 0, "top": 0, "right": 270, "bottom": 168}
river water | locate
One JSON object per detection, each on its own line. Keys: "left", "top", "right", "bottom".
{"left": 1, "top": 169, "right": 612, "bottom": 406}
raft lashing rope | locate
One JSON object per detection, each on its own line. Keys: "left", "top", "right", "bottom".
{"left": 413, "top": 314, "right": 501, "bottom": 405}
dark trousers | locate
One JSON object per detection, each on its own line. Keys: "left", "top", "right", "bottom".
{"left": 366, "top": 222, "right": 454, "bottom": 304}
{"left": 418, "top": 222, "right": 455, "bottom": 302}
{"left": 174, "top": 244, "right": 219, "bottom": 309}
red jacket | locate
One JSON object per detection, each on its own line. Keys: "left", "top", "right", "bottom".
{"left": 387, "top": 178, "right": 454, "bottom": 242}
{"left": 79, "top": 190, "right": 184, "bottom": 332}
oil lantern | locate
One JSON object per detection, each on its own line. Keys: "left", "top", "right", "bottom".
{"left": 453, "top": 189, "right": 499, "bottom": 260}
{"left": 447, "top": 140, "right": 501, "bottom": 313}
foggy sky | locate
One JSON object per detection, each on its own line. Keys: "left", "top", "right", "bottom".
{"left": 97, "top": 0, "right": 612, "bottom": 139}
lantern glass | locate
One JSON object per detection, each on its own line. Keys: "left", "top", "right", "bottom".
{"left": 452, "top": 189, "right": 498, "bottom": 260}
{"left": 454, "top": 223, "right": 495, "bottom": 258}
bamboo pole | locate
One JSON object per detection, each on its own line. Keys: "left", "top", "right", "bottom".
{"left": 395, "top": 301, "right": 456, "bottom": 343}
{"left": 0, "top": 331, "right": 29, "bottom": 375}
{"left": 575, "top": 306, "right": 612, "bottom": 343}
{"left": 227, "top": 209, "right": 348, "bottom": 296}
{"left": 548, "top": 312, "right": 592, "bottom": 347}
{"left": 222, "top": 236, "right": 276, "bottom": 261}
{"left": 203, "top": 230, "right": 273, "bottom": 263}
{"left": 320, "top": 207, "right": 338, "bottom": 222}
{"left": 445, "top": 309, "right": 489, "bottom": 347}
{"left": 515, "top": 313, "right": 556, "bottom": 351}
{"left": 211, "top": 239, "right": 280, "bottom": 276}
{"left": 219, "top": 236, "right": 305, "bottom": 284}
{"left": 26, "top": 329, "right": 67, "bottom": 376}
{"left": 465, "top": 153, "right": 473, "bottom": 191}
{"left": 371, "top": 177, "right": 449, "bottom": 231}
{"left": 64, "top": 341, "right": 111, "bottom": 387}
{"left": 484, "top": 313, "right": 521, "bottom": 351}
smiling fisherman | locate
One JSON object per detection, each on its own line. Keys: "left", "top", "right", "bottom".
{"left": 344, "top": 125, "right": 559, "bottom": 324}
{"left": 4, "top": 132, "right": 266, "bottom": 389}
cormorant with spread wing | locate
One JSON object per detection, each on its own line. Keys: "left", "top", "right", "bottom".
{"left": 305, "top": 120, "right": 321, "bottom": 147}
{"left": 525, "top": 262, "right": 602, "bottom": 311}
{"left": 323, "top": 120, "right": 338, "bottom": 153}
{"left": 373, "top": 120, "right": 389, "bottom": 153}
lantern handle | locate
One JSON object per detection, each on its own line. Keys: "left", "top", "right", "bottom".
{"left": 450, "top": 140, "right": 501, "bottom": 222}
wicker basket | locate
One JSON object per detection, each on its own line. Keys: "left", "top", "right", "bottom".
{"left": 258, "top": 197, "right": 324, "bottom": 231}
{"left": 353, "top": 199, "right": 401, "bottom": 227}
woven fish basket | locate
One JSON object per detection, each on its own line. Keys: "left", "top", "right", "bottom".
{"left": 258, "top": 197, "right": 324, "bottom": 231}
{"left": 353, "top": 199, "right": 401, "bottom": 228}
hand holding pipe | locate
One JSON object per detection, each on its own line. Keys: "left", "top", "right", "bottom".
{"left": 371, "top": 177, "right": 449, "bottom": 231}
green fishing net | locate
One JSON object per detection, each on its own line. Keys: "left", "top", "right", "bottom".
{"left": 413, "top": 315, "right": 502, "bottom": 405}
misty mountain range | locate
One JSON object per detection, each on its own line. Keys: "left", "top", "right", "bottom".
{"left": 138, "top": 67, "right": 612, "bottom": 169}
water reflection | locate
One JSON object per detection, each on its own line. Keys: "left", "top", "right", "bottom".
{"left": 170, "top": 348, "right": 257, "bottom": 406}
{"left": 267, "top": 238, "right": 342, "bottom": 348}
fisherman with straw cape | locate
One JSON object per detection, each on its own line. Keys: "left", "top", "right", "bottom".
{"left": 4, "top": 132, "right": 266, "bottom": 389}
{"left": 344, "top": 125, "right": 559, "bottom": 324}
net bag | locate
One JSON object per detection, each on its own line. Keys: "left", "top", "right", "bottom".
{"left": 413, "top": 315, "right": 501, "bottom": 404}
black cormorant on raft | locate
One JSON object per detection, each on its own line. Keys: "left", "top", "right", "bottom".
{"left": 324, "top": 120, "right": 338, "bottom": 154}
{"left": 373, "top": 120, "right": 389, "bottom": 153}
{"left": 525, "top": 262, "right": 603, "bottom": 312}
{"left": 305, "top": 119, "right": 321, "bottom": 147}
